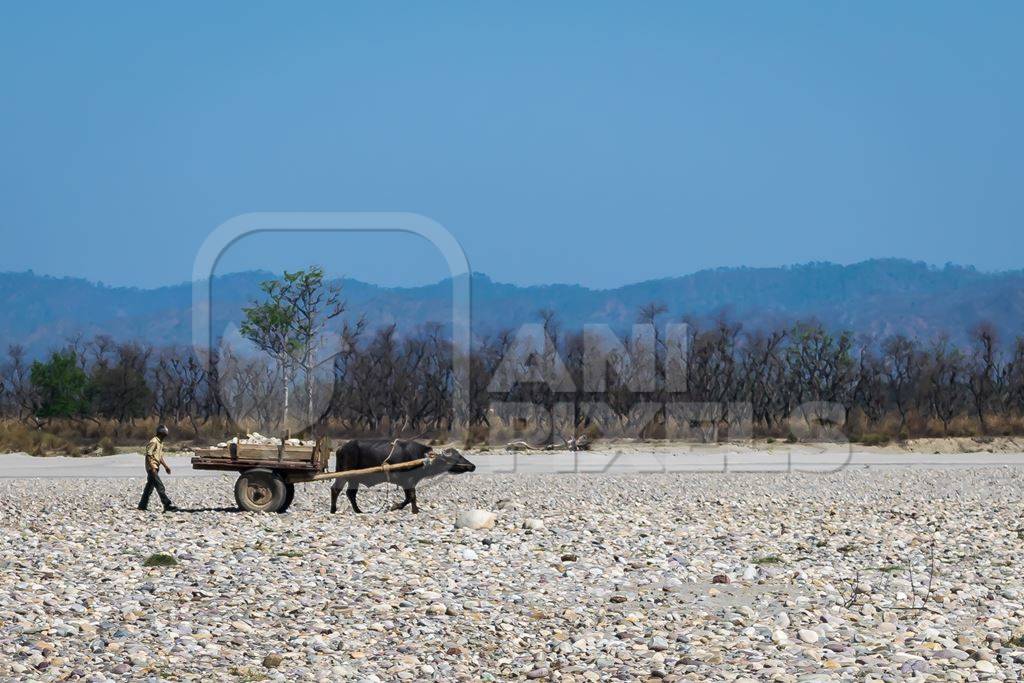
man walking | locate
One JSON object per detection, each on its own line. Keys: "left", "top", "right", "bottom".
{"left": 138, "top": 424, "right": 177, "bottom": 511}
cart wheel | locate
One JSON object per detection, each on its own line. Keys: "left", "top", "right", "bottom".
{"left": 234, "top": 468, "right": 288, "bottom": 512}
{"left": 279, "top": 483, "right": 296, "bottom": 513}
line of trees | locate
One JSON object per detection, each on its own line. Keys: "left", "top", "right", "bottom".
{"left": 3, "top": 311, "right": 1024, "bottom": 444}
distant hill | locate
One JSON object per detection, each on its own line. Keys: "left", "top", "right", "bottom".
{"left": 2, "top": 259, "right": 1023, "bottom": 357}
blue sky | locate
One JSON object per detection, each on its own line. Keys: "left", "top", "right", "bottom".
{"left": 1, "top": 2, "right": 1021, "bottom": 289}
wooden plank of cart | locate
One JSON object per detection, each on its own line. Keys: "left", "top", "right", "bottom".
{"left": 191, "top": 436, "right": 431, "bottom": 513}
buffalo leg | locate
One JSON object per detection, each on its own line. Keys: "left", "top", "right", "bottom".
{"left": 346, "top": 483, "right": 362, "bottom": 514}
{"left": 409, "top": 488, "right": 419, "bottom": 514}
{"left": 390, "top": 488, "right": 415, "bottom": 512}
{"left": 330, "top": 487, "right": 340, "bottom": 514}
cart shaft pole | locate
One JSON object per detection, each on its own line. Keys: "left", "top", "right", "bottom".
{"left": 307, "top": 457, "right": 429, "bottom": 482}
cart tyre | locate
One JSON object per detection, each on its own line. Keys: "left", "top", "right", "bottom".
{"left": 234, "top": 468, "right": 288, "bottom": 512}
{"left": 279, "top": 482, "right": 296, "bottom": 513}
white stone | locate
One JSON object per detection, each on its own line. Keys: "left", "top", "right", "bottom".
{"left": 454, "top": 510, "right": 496, "bottom": 530}
{"left": 975, "top": 660, "right": 996, "bottom": 673}
{"left": 798, "top": 629, "right": 819, "bottom": 644}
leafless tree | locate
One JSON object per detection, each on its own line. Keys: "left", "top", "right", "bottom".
{"left": 882, "top": 335, "right": 921, "bottom": 431}
{"left": 924, "top": 337, "right": 965, "bottom": 435}
{"left": 966, "top": 323, "right": 1000, "bottom": 434}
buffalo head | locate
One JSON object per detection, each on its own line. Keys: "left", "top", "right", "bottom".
{"left": 435, "top": 447, "right": 476, "bottom": 474}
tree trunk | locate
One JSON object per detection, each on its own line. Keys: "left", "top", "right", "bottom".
{"left": 281, "top": 367, "right": 290, "bottom": 433}
{"left": 306, "top": 368, "right": 314, "bottom": 431}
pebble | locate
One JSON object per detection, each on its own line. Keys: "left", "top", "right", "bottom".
{"left": 798, "top": 629, "right": 820, "bottom": 644}
{"left": 649, "top": 637, "right": 670, "bottom": 651}
{"left": 454, "top": 509, "right": 496, "bottom": 529}
{"left": 975, "top": 659, "right": 996, "bottom": 673}
{"left": 0, "top": 465, "right": 1021, "bottom": 680}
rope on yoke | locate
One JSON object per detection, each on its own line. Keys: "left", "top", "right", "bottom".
{"left": 374, "top": 438, "right": 436, "bottom": 513}
{"left": 372, "top": 438, "right": 400, "bottom": 513}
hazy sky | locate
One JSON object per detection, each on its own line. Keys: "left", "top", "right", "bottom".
{"left": 1, "top": 2, "right": 1021, "bottom": 289}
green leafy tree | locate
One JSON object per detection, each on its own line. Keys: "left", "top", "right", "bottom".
{"left": 241, "top": 267, "right": 345, "bottom": 431}
{"left": 240, "top": 276, "right": 300, "bottom": 430}
{"left": 279, "top": 267, "right": 346, "bottom": 427}
{"left": 30, "top": 350, "right": 90, "bottom": 419}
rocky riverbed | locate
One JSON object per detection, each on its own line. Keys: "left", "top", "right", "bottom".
{"left": 2, "top": 466, "right": 1024, "bottom": 681}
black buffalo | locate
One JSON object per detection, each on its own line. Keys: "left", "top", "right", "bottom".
{"left": 330, "top": 439, "right": 476, "bottom": 514}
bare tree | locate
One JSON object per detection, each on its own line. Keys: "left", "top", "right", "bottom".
{"left": 3, "top": 345, "right": 39, "bottom": 425}
{"left": 966, "top": 323, "right": 1000, "bottom": 434}
{"left": 852, "top": 340, "right": 887, "bottom": 427}
{"left": 1006, "top": 337, "right": 1024, "bottom": 418}
{"left": 925, "top": 337, "right": 965, "bottom": 435}
{"left": 882, "top": 335, "right": 921, "bottom": 432}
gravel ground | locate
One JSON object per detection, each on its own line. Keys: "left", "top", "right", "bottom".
{"left": 2, "top": 466, "right": 1024, "bottom": 681}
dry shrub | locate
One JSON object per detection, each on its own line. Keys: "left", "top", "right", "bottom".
{"left": 947, "top": 416, "right": 980, "bottom": 438}
{"left": 31, "top": 433, "right": 64, "bottom": 456}
{"left": 905, "top": 413, "right": 931, "bottom": 437}
{"left": 985, "top": 414, "right": 1024, "bottom": 437}
{"left": 463, "top": 423, "right": 490, "bottom": 447}
{"left": 582, "top": 422, "right": 603, "bottom": 443}
{"left": 858, "top": 433, "right": 891, "bottom": 447}
{"left": 0, "top": 421, "right": 36, "bottom": 453}
{"left": 0, "top": 422, "right": 69, "bottom": 455}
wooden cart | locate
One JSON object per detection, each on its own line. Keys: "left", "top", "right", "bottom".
{"left": 191, "top": 437, "right": 431, "bottom": 513}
